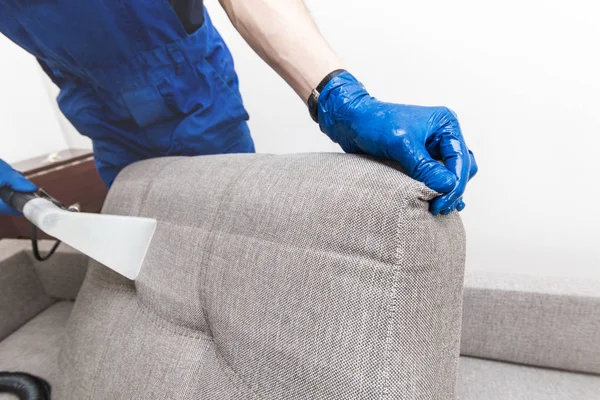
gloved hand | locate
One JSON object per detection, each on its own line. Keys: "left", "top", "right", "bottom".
{"left": 318, "top": 71, "right": 477, "bottom": 215}
{"left": 0, "top": 159, "right": 37, "bottom": 216}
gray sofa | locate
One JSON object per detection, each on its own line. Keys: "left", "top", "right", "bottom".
{"left": 0, "top": 153, "right": 598, "bottom": 399}
{"left": 459, "top": 271, "right": 600, "bottom": 399}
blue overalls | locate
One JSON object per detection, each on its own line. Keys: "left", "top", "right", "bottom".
{"left": 0, "top": 0, "right": 254, "bottom": 186}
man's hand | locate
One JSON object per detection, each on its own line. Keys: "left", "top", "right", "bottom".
{"left": 318, "top": 72, "right": 477, "bottom": 215}
{"left": 219, "top": 0, "right": 477, "bottom": 214}
{"left": 0, "top": 159, "right": 37, "bottom": 216}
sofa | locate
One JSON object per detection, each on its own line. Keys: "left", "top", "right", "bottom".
{"left": 0, "top": 153, "right": 598, "bottom": 399}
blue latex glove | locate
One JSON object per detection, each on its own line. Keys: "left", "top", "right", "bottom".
{"left": 0, "top": 159, "right": 37, "bottom": 216}
{"left": 318, "top": 72, "right": 478, "bottom": 215}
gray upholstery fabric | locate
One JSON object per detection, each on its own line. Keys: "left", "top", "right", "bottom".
{"left": 58, "top": 153, "right": 466, "bottom": 400}
{"left": 0, "top": 239, "right": 29, "bottom": 260}
{"left": 0, "top": 239, "right": 88, "bottom": 301}
{"left": 461, "top": 270, "right": 600, "bottom": 374}
{"left": 458, "top": 356, "right": 600, "bottom": 400}
{"left": 0, "top": 301, "right": 74, "bottom": 399}
{"left": 0, "top": 244, "right": 54, "bottom": 341}
{"left": 29, "top": 244, "right": 89, "bottom": 301}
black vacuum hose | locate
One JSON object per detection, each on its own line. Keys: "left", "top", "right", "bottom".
{"left": 0, "top": 372, "right": 51, "bottom": 400}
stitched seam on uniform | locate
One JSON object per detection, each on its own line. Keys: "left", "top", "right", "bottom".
{"left": 113, "top": 0, "right": 143, "bottom": 56}
{"left": 380, "top": 186, "right": 411, "bottom": 399}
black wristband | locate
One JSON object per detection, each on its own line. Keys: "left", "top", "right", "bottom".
{"left": 307, "top": 69, "right": 347, "bottom": 123}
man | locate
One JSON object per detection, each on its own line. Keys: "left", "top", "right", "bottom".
{"left": 0, "top": 0, "right": 477, "bottom": 217}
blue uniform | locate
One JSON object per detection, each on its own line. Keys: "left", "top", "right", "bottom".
{"left": 0, "top": 0, "right": 254, "bottom": 186}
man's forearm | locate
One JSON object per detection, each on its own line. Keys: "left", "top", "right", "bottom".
{"left": 218, "top": 0, "right": 344, "bottom": 102}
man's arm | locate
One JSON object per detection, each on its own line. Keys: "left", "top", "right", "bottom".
{"left": 218, "top": 0, "right": 342, "bottom": 101}
{"left": 219, "top": 0, "right": 477, "bottom": 215}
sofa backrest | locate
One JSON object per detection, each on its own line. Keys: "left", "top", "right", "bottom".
{"left": 57, "top": 153, "right": 466, "bottom": 400}
{"left": 461, "top": 270, "right": 600, "bottom": 375}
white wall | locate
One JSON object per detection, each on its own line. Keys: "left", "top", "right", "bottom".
{"left": 1, "top": 1, "right": 597, "bottom": 278}
{"left": 0, "top": 35, "right": 69, "bottom": 163}
{"left": 42, "top": 78, "right": 92, "bottom": 150}
{"left": 203, "top": 0, "right": 600, "bottom": 279}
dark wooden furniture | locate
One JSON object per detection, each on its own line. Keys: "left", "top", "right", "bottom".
{"left": 0, "top": 149, "right": 108, "bottom": 239}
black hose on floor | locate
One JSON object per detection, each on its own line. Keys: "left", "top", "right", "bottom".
{"left": 0, "top": 372, "right": 51, "bottom": 400}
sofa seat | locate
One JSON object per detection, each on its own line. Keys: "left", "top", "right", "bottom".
{"left": 0, "top": 238, "right": 87, "bottom": 400}
{"left": 458, "top": 356, "right": 600, "bottom": 400}
{"left": 3, "top": 316, "right": 600, "bottom": 400}
{"left": 0, "top": 302, "right": 73, "bottom": 400}
{"left": 4, "top": 315, "right": 600, "bottom": 400}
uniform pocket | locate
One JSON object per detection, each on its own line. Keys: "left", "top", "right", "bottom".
{"left": 121, "top": 84, "right": 180, "bottom": 154}
{"left": 121, "top": 85, "right": 175, "bottom": 128}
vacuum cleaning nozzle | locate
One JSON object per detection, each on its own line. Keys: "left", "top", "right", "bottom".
{"left": 0, "top": 186, "right": 156, "bottom": 280}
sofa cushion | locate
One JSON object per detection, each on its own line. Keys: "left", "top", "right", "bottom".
{"left": 58, "top": 153, "right": 466, "bottom": 399}
{"left": 29, "top": 243, "right": 88, "bottom": 301}
{"left": 0, "top": 242, "right": 55, "bottom": 341}
{"left": 458, "top": 356, "right": 600, "bottom": 400}
{"left": 0, "top": 239, "right": 88, "bottom": 302}
{"left": 461, "top": 270, "right": 600, "bottom": 374}
{"left": 0, "top": 301, "right": 74, "bottom": 399}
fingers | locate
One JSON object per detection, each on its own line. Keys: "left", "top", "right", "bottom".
{"left": 468, "top": 150, "right": 478, "bottom": 181}
{"left": 0, "top": 200, "right": 21, "bottom": 216}
{"left": 449, "top": 151, "right": 475, "bottom": 214}
{"left": 438, "top": 197, "right": 465, "bottom": 215}
{"left": 429, "top": 133, "right": 471, "bottom": 215}
{"left": 388, "top": 141, "right": 457, "bottom": 194}
{"left": 428, "top": 142, "right": 478, "bottom": 182}
{"left": 432, "top": 146, "right": 479, "bottom": 215}
{"left": 0, "top": 159, "right": 37, "bottom": 193}
{"left": 6, "top": 171, "right": 37, "bottom": 192}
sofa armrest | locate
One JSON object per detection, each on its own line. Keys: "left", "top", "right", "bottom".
{"left": 461, "top": 270, "right": 600, "bottom": 374}
{"left": 0, "top": 240, "right": 55, "bottom": 341}
{"left": 0, "top": 239, "right": 89, "bottom": 341}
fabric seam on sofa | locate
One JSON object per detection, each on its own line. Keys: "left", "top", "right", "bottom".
{"left": 192, "top": 156, "right": 267, "bottom": 400}
{"left": 381, "top": 187, "right": 410, "bottom": 399}
{"left": 0, "top": 251, "right": 57, "bottom": 341}
{"left": 136, "top": 157, "right": 266, "bottom": 399}
{"left": 135, "top": 296, "right": 259, "bottom": 399}
{"left": 86, "top": 291, "right": 136, "bottom": 399}
{"left": 463, "top": 355, "right": 600, "bottom": 377}
{"left": 126, "top": 158, "right": 182, "bottom": 217}
{"left": 70, "top": 158, "right": 181, "bottom": 399}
